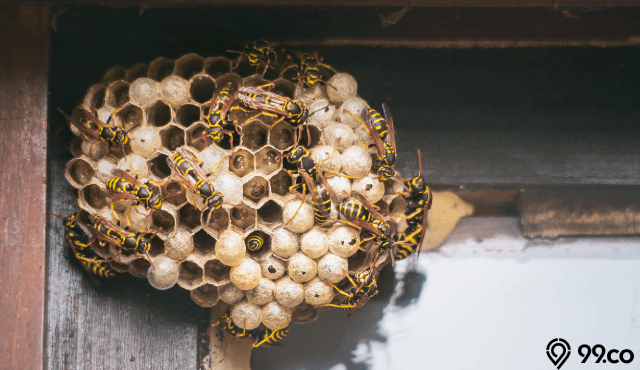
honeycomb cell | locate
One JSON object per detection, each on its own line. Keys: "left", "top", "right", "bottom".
{"left": 163, "top": 180, "right": 187, "bottom": 207}
{"left": 83, "top": 84, "right": 106, "bottom": 112}
{"left": 242, "top": 121, "right": 268, "bottom": 150}
{"left": 178, "top": 260, "right": 204, "bottom": 289}
{"left": 116, "top": 154, "right": 149, "bottom": 179}
{"left": 148, "top": 58, "right": 175, "bottom": 82}
{"left": 352, "top": 174, "right": 385, "bottom": 205}
{"left": 230, "top": 257, "right": 262, "bottom": 290}
{"left": 347, "top": 249, "right": 369, "bottom": 273}
{"left": 231, "top": 302, "right": 262, "bottom": 330}
{"left": 116, "top": 104, "right": 143, "bottom": 132}
{"left": 324, "top": 123, "right": 355, "bottom": 152}
{"left": 311, "top": 145, "right": 341, "bottom": 175}
{"left": 203, "top": 208, "right": 229, "bottom": 234}
{"left": 275, "top": 277, "right": 304, "bottom": 308}
{"left": 233, "top": 57, "right": 259, "bottom": 78}
{"left": 219, "top": 283, "right": 245, "bottom": 305}
{"left": 257, "top": 200, "right": 282, "bottom": 224}
{"left": 185, "top": 123, "right": 208, "bottom": 152}
{"left": 178, "top": 203, "right": 202, "bottom": 232}
{"left": 147, "top": 256, "right": 179, "bottom": 290}
{"left": 271, "top": 227, "right": 300, "bottom": 259}
{"left": 80, "top": 184, "right": 107, "bottom": 211}
{"left": 243, "top": 176, "right": 269, "bottom": 205}
{"left": 247, "top": 278, "right": 276, "bottom": 306}
{"left": 190, "top": 75, "right": 216, "bottom": 104}
{"left": 106, "top": 81, "right": 130, "bottom": 108}
{"left": 388, "top": 195, "right": 407, "bottom": 217}
{"left": 270, "top": 122, "right": 295, "bottom": 150}
{"left": 95, "top": 157, "right": 117, "bottom": 183}
{"left": 341, "top": 145, "right": 372, "bottom": 178}
{"left": 216, "top": 230, "right": 246, "bottom": 267}
{"left": 204, "top": 57, "right": 231, "bottom": 79}
{"left": 255, "top": 147, "right": 280, "bottom": 175}
{"left": 215, "top": 72, "right": 243, "bottom": 91}
{"left": 103, "top": 66, "right": 126, "bottom": 85}
{"left": 152, "top": 209, "right": 176, "bottom": 234}
{"left": 326, "top": 175, "right": 351, "bottom": 202}
{"left": 109, "top": 261, "right": 130, "bottom": 273}
{"left": 329, "top": 226, "right": 360, "bottom": 258}
{"left": 292, "top": 303, "right": 319, "bottom": 324}
{"left": 204, "top": 259, "right": 230, "bottom": 282}
{"left": 174, "top": 54, "right": 204, "bottom": 80}
{"left": 199, "top": 146, "right": 229, "bottom": 178}
{"left": 70, "top": 137, "right": 82, "bottom": 157}
{"left": 191, "top": 284, "right": 219, "bottom": 307}
{"left": 307, "top": 99, "right": 335, "bottom": 129}
{"left": 317, "top": 253, "right": 348, "bottom": 284}
{"left": 283, "top": 200, "right": 314, "bottom": 234}
{"left": 125, "top": 63, "right": 149, "bottom": 83}
{"left": 327, "top": 73, "right": 358, "bottom": 105}
{"left": 228, "top": 149, "right": 254, "bottom": 178}
{"left": 160, "top": 125, "right": 185, "bottom": 152}
{"left": 294, "top": 83, "right": 326, "bottom": 105}
{"left": 338, "top": 97, "right": 369, "bottom": 129}
{"left": 129, "top": 78, "right": 160, "bottom": 108}
{"left": 190, "top": 229, "right": 215, "bottom": 258}
{"left": 149, "top": 237, "right": 165, "bottom": 258}
{"left": 80, "top": 140, "right": 108, "bottom": 161}
{"left": 287, "top": 253, "right": 317, "bottom": 283}
{"left": 126, "top": 204, "right": 151, "bottom": 232}
{"left": 260, "top": 254, "right": 286, "bottom": 280}
{"left": 164, "top": 227, "right": 194, "bottom": 261}
{"left": 272, "top": 79, "right": 296, "bottom": 99}
{"left": 66, "top": 158, "right": 95, "bottom": 188}
{"left": 161, "top": 75, "right": 191, "bottom": 107}
{"left": 147, "top": 153, "right": 171, "bottom": 179}
{"left": 261, "top": 301, "right": 291, "bottom": 330}
{"left": 299, "top": 125, "right": 322, "bottom": 149}
{"left": 146, "top": 100, "right": 171, "bottom": 127}
{"left": 300, "top": 228, "right": 329, "bottom": 259}
{"left": 230, "top": 203, "right": 256, "bottom": 231}
{"left": 214, "top": 174, "right": 244, "bottom": 206}
{"left": 243, "top": 75, "right": 269, "bottom": 88}
{"left": 244, "top": 230, "right": 271, "bottom": 259}
{"left": 270, "top": 171, "right": 293, "bottom": 197}
{"left": 130, "top": 258, "right": 151, "bottom": 279}
{"left": 304, "top": 278, "right": 334, "bottom": 306}
{"left": 176, "top": 104, "right": 201, "bottom": 128}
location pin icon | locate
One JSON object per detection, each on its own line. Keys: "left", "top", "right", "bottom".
{"left": 546, "top": 338, "right": 571, "bottom": 369}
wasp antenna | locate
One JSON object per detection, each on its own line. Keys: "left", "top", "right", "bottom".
{"left": 417, "top": 149, "right": 422, "bottom": 178}
{"left": 56, "top": 107, "right": 70, "bottom": 121}
{"left": 48, "top": 210, "right": 66, "bottom": 220}
{"left": 309, "top": 104, "right": 330, "bottom": 116}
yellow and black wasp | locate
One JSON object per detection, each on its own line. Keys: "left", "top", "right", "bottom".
{"left": 350, "top": 103, "right": 397, "bottom": 182}
{"left": 211, "top": 312, "right": 253, "bottom": 341}
{"left": 195, "top": 81, "right": 238, "bottom": 148}
{"left": 393, "top": 150, "right": 432, "bottom": 261}
{"left": 166, "top": 147, "right": 224, "bottom": 225}
{"left": 251, "top": 327, "right": 289, "bottom": 348}
{"left": 212, "top": 312, "right": 289, "bottom": 348}
{"left": 318, "top": 267, "right": 378, "bottom": 315}
{"left": 83, "top": 213, "right": 160, "bottom": 265}
{"left": 281, "top": 50, "right": 337, "bottom": 88}
{"left": 50, "top": 211, "right": 116, "bottom": 283}
{"left": 70, "top": 108, "right": 133, "bottom": 157}
{"left": 228, "top": 39, "right": 280, "bottom": 77}
{"left": 104, "top": 169, "right": 168, "bottom": 219}
{"left": 298, "top": 171, "right": 335, "bottom": 226}
{"left": 245, "top": 230, "right": 266, "bottom": 252}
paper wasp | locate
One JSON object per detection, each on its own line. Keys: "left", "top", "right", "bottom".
{"left": 228, "top": 39, "right": 280, "bottom": 77}
{"left": 298, "top": 171, "right": 334, "bottom": 226}
{"left": 245, "top": 231, "right": 266, "bottom": 252}
{"left": 166, "top": 147, "right": 224, "bottom": 225}
{"left": 70, "top": 108, "right": 133, "bottom": 157}
{"left": 195, "top": 81, "right": 238, "bottom": 148}
{"left": 350, "top": 103, "right": 397, "bottom": 182}
{"left": 393, "top": 150, "right": 432, "bottom": 261}
{"left": 83, "top": 213, "right": 160, "bottom": 265}
{"left": 281, "top": 51, "right": 337, "bottom": 88}
{"left": 212, "top": 312, "right": 289, "bottom": 348}
{"left": 318, "top": 267, "right": 378, "bottom": 315}
{"left": 50, "top": 211, "right": 116, "bottom": 283}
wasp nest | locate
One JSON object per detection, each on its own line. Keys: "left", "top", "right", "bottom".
{"left": 65, "top": 53, "right": 405, "bottom": 332}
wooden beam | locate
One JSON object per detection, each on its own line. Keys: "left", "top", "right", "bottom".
{"left": 0, "top": 5, "right": 49, "bottom": 370}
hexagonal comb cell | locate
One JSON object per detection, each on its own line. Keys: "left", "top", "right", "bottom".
{"left": 178, "top": 204, "right": 202, "bottom": 232}
{"left": 176, "top": 104, "right": 200, "bottom": 128}
{"left": 299, "top": 125, "right": 322, "bottom": 149}
{"left": 347, "top": 249, "right": 369, "bottom": 273}
{"left": 270, "top": 171, "right": 293, "bottom": 197}
{"left": 130, "top": 258, "right": 151, "bottom": 278}
{"left": 204, "top": 57, "right": 231, "bottom": 79}
{"left": 230, "top": 203, "right": 256, "bottom": 230}
{"left": 148, "top": 58, "right": 175, "bottom": 82}
{"left": 255, "top": 147, "right": 281, "bottom": 175}
{"left": 147, "top": 153, "right": 172, "bottom": 179}
{"left": 204, "top": 259, "right": 230, "bottom": 282}
{"left": 219, "top": 123, "right": 242, "bottom": 150}
{"left": 190, "top": 75, "right": 216, "bottom": 104}
{"left": 85, "top": 85, "right": 106, "bottom": 111}
{"left": 146, "top": 100, "right": 171, "bottom": 127}
{"left": 243, "top": 75, "right": 269, "bottom": 88}
{"left": 232, "top": 58, "right": 259, "bottom": 78}
{"left": 292, "top": 303, "right": 319, "bottom": 324}
{"left": 178, "top": 260, "right": 204, "bottom": 289}
{"left": 191, "top": 284, "right": 218, "bottom": 307}
{"left": 163, "top": 181, "right": 187, "bottom": 206}
{"left": 272, "top": 79, "right": 296, "bottom": 99}
{"left": 203, "top": 208, "right": 229, "bottom": 233}
{"left": 243, "top": 176, "right": 269, "bottom": 204}
{"left": 102, "top": 66, "right": 126, "bottom": 85}
{"left": 270, "top": 122, "right": 295, "bottom": 150}
{"left": 186, "top": 123, "right": 208, "bottom": 152}
{"left": 228, "top": 150, "right": 254, "bottom": 178}
{"left": 174, "top": 54, "right": 204, "bottom": 80}
{"left": 244, "top": 230, "right": 271, "bottom": 259}
{"left": 81, "top": 184, "right": 107, "bottom": 210}
{"left": 193, "top": 229, "right": 216, "bottom": 256}
{"left": 125, "top": 63, "right": 149, "bottom": 83}
{"left": 241, "top": 121, "right": 268, "bottom": 150}
{"left": 152, "top": 209, "right": 175, "bottom": 233}
{"left": 160, "top": 125, "right": 185, "bottom": 151}
{"left": 149, "top": 238, "right": 165, "bottom": 258}
{"left": 67, "top": 158, "right": 95, "bottom": 187}
{"left": 116, "top": 104, "right": 143, "bottom": 132}
{"left": 257, "top": 200, "right": 282, "bottom": 224}
{"left": 106, "top": 81, "right": 130, "bottom": 108}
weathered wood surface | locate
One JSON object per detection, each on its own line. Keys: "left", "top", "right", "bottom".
{"left": 0, "top": 6, "right": 49, "bottom": 370}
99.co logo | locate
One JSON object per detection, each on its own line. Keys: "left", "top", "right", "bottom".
{"left": 547, "top": 338, "right": 634, "bottom": 369}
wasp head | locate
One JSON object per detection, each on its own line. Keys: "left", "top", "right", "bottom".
{"left": 148, "top": 194, "right": 163, "bottom": 210}
{"left": 287, "top": 145, "right": 307, "bottom": 163}
{"left": 207, "top": 193, "right": 224, "bottom": 210}
{"left": 63, "top": 213, "right": 77, "bottom": 228}
{"left": 114, "top": 129, "right": 128, "bottom": 146}
{"left": 135, "top": 234, "right": 151, "bottom": 255}
{"left": 377, "top": 166, "right": 395, "bottom": 182}
{"left": 205, "top": 126, "right": 224, "bottom": 143}
{"left": 302, "top": 70, "right": 321, "bottom": 87}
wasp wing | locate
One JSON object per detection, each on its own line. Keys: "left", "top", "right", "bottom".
{"left": 382, "top": 103, "right": 397, "bottom": 153}
{"left": 351, "top": 192, "right": 385, "bottom": 222}
{"left": 361, "top": 111, "right": 386, "bottom": 157}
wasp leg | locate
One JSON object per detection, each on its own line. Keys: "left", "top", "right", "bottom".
{"left": 285, "top": 184, "right": 306, "bottom": 226}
